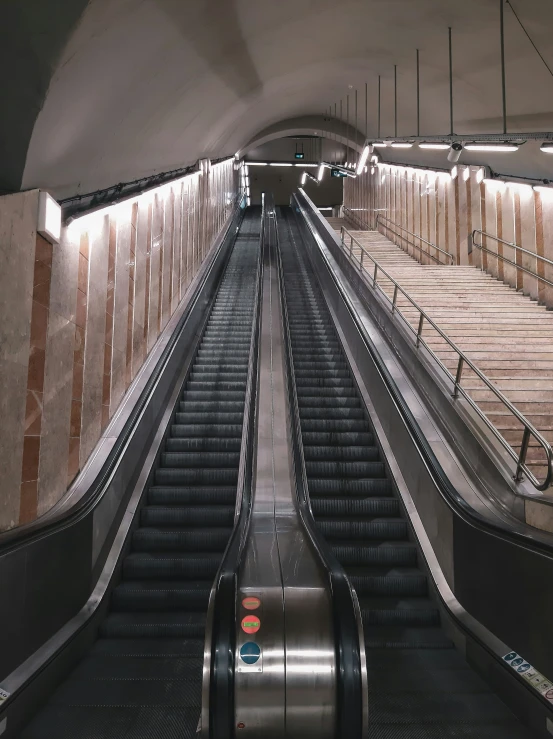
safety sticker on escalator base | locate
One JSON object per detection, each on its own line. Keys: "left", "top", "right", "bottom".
{"left": 503, "top": 652, "right": 553, "bottom": 702}
{"left": 0, "top": 689, "right": 9, "bottom": 705}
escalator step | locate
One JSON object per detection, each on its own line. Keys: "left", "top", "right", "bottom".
{"left": 304, "top": 445, "right": 380, "bottom": 462}
{"left": 311, "top": 498, "right": 398, "bottom": 517}
{"left": 317, "top": 519, "right": 408, "bottom": 540}
{"left": 141, "top": 505, "right": 234, "bottom": 526}
{"left": 99, "top": 611, "right": 206, "bottom": 639}
{"left": 147, "top": 486, "right": 237, "bottom": 505}
{"left": 131, "top": 527, "right": 232, "bottom": 552}
{"left": 154, "top": 468, "right": 238, "bottom": 485}
{"left": 123, "top": 552, "right": 222, "bottom": 579}
{"left": 111, "top": 582, "right": 211, "bottom": 611}
{"left": 309, "top": 478, "right": 392, "bottom": 496}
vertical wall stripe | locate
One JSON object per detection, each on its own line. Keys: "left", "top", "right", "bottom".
{"left": 19, "top": 235, "right": 53, "bottom": 523}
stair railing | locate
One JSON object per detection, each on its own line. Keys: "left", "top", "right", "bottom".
{"left": 339, "top": 225, "right": 553, "bottom": 492}
{"left": 375, "top": 213, "right": 455, "bottom": 265}
{"left": 470, "top": 229, "right": 553, "bottom": 292}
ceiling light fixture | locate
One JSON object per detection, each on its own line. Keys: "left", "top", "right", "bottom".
{"left": 464, "top": 143, "right": 519, "bottom": 152}
{"left": 247, "top": 162, "right": 268, "bottom": 166}
{"left": 301, "top": 172, "right": 307, "bottom": 186}
{"left": 418, "top": 143, "right": 450, "bottom": 150}
{"left": 356, "top": 146, "right": 371, "bottom": 176}
{"left": 318, "top": 164, "right": 325, "bottom": 182}
{"left": 540, "top": 143, "right": 553, "bottom": 154}
{"left": 373, "top": 142, "right": 388, "bottom": 148}
{"left": 391, "top": 142, "right": 413, "bottom": 149}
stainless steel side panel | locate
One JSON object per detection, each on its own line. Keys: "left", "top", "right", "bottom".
{"left": 234, "top": 201, "right": 335, "bottom": 738}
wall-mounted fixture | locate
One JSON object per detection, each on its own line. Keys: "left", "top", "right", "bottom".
{"left": 37, "top": 191, "right": 62, "bottom": 244}
{"left": 447, "top": 143, "right": 463, "bottom": 162}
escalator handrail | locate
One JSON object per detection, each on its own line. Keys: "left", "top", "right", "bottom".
{"left": 275, "top": 205, "right": 365, "bottom": 739}
{"left": 0, "top": 193, "right": 247, "bottom": 555}
{"left": 293, "top": 189, "right": 553, "bottom": 559}
{"left": 207, "top": 208, "right": 264, "bottom": 739}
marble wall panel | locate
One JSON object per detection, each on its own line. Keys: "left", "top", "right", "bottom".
{"left": 538, "top": 193, "right": 553, "bottom": 307}
{"left": 80, "top": 214, "right": 110, "bottom": 465}
{"left": 458, "top": 174, "right": 469, "bottom": 265}
{"left": 517, "top": 186, "right": 538, "bottom": 300}
{"left": 0, "top": 191, "right": 39, "bottom": 530}
{"left": 148, "top": 194, "right": 163, "bottom": 352}
{"left": 500, "top": 186, "right": 516, "bottom": 287}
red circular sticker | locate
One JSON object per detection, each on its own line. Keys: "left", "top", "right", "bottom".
{"left": 242, "top": 596, "right": 261, "bottom": 611}
{"left": 241, "top": 615, "right": 261, "bottom": 634}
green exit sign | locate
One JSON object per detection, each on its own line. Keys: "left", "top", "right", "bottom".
{"left": 295, "top": 153, "right": 305, "bottom": 159}
{"left": 331, "top": 168, "right": 347, "bottom": 178}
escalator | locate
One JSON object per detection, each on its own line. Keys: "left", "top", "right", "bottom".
{"left": 278, "top": 206, "right": 533, "bottom": 739}
{"left": 21, "top": 209, "right": 261, "bottom": 739}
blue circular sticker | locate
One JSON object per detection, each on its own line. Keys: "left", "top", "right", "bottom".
{"left": 511, "top": 658, "right": 524, "bottom": 667}
{"left": 240, "top": 642, "right": 261, "bottom": 665}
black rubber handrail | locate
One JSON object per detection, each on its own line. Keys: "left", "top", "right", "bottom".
{"left": 208, "top": 207, "right": 264, "bottom": 739}
{"left": 294, "top": 189, "right": 553, "bottom": 560}
{"left": 0, "top": 193, "right": 247, "bottom": 555}
{"left": 276, "top": 205, "right": 364, "bottom": 739}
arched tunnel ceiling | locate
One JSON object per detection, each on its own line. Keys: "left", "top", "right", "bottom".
{"left": 1, "top": 0, "right": 553, "bottom": 198}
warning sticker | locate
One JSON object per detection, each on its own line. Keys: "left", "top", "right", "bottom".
{"left": 242, "top": 596, "right": 261, "bottom": 611}
{"left": 0, "top": 689, "right": 9, "bottom": 705}
{"left": 503, "top": 651, "right": 553, "bottom": 703}
{"left": 240, "top": 642, "right": 261, "bottom": 665}
{"left": 241, "top": 615, "right": 261, "bottom": 635}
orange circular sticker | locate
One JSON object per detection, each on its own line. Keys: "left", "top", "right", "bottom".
{"left": 242, "top": 596, "right": 261, "bottom": 611}
{"left": 241, "top": 615, "right": 261, "bottom": 634}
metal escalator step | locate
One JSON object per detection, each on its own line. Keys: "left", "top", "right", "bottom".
{"left": 71, "top": 654, "right": 204, "bottom": 681}
{"left": 111, "top": 581, "right": 211, "bottom": 611}
{"left": 171, "top": 424, "right": 243, "bottom": 438}
{"left": 174, "top": 412, "right": 244, "bottom": 424}
{"left": 308, "top": 478, "right": 392, "bottom": 496}
{"left": 147, "top": 486, "right": 236, "bottom": 506}
{"left": 305, "top": 461, "right": 386, "bottom": 478}
{"left": 332, "top": 543, "right": 417, "bottom": 566}
{"left": 160, "top": 451, "right": 240, "bottom": 467}
{"left": 154, "top": 468, "right": 238, "bottom": 485}
{"left": 123, "top": 552, "right": 222, "bottom": 579}
{"left": 301, "top": 418, "right": 368, "bottom": 432}
{"left": 184, "top": 380, "right": 247, "bottom": 391}
{"left": 99, "top": 611, "right": 205, "bottom": 639}
{"left": 304, "top": 445, "right": 380, "bottom": 462}
{"left": 360, "top": 605, "right": 440, "bottom": 627}
{"left": 49, "top": 673, "right": 203, "bottom": 705}
{"left": 141, "top": 505, "right": 234, "bottom": 526}
{"left": 303, "top": 431, "right": 374, "bottom": 446}
{"left": 311, "top": 498, "right": 398, "bottom": 517}
{"left": 317, "top": 519, "right": 408, "bottom": 540}
{"left": 91, "top": 638, "right": 205, "bottom": 658}
{"left": 22, "top": 706, "right": 202, "bottom": 739}
{"left": 165, "top": 437, "right": 241, "bottom": 452}
{"left": 296, "top": 386, "right": 357, "bottom": 398}
{"left": 363, "top": 626, "right": 453, "bottom": 649}
{"left": 300, "top": 407, "right": 365, "bottom": 420}
{"left": 348, "top": 570, "right": 427, "bottom": 596}
{"left": 298, "top": 397, "right": 361, "bottom": 408}
{"left": 366, "top": 690, "right": 525, "bottom": 726}
{"left": 132, "top": 527, "right": 232, "bottom": 552}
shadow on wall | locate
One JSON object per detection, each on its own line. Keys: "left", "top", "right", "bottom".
{"left": 0, "top": 0, "right": 90, "bottom": 192}
{"left": 156, "top": 0, "right": 262, "bottom": 98}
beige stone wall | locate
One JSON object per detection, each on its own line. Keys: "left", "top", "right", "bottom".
{"left": 0, "top": 159, "right": 238, "bottom": 530}
{"left": 344, "top": 164, "right": 553, "bottom": 307}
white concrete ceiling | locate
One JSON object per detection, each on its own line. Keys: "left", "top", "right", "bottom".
{"left": 1, "top": 0, "right": 552, "bottom": 197}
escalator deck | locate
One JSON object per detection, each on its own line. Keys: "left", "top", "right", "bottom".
{"left": 278, "top": 207, "right": 532, "bottom": 739}
{"left": 22, "top": 210, "right": 260, "bottom": 738}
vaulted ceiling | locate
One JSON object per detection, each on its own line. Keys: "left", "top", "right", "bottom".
{"left": 1, "top": 0, "right": 552, "bottom": 198}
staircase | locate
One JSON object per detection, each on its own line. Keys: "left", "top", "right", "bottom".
{"left": 327, "top": 218, "right": 553, "bottom": 488}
